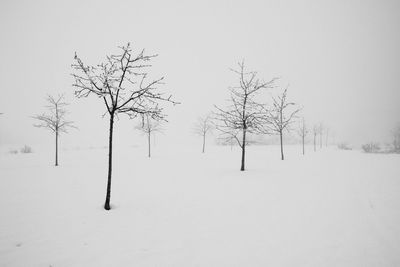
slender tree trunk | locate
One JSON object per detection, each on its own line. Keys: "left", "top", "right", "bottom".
{"left": 302, "top": 135, "right": 305, "bottom": 155}
{"left": 240, "top": 128, "right": 246, "bottom": 171}
{"left": 55, "top": 104, "right": 59, "bottom": 167}
{"left": 148, "top": 131, "right": 151, "bottom": 158}
{"left": 280, "top": 130, "right": 284, "bottom": 160}
{"left": 104, "top": 113, "right": 114, "bottom": 210}
{"left": 55, "top": 130, "right": 59, "bottom": 166}
{"left": 202, "top": 133, "right": 205, "bottom": 153}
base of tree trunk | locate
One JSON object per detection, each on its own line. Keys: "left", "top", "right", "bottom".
{"left": 104, "top": 202, "right": 111, "bottom": 210}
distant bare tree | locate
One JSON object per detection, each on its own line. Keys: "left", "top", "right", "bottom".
{"left": 319, "top": 122, "right": 324, "bottom": 149}
{"left": 262, "top": 86, "right": 300, "bottom": 160}
{"left": 392, "top": 123, "right": 400, "bottom": 153}
{"left": 296, "top": 117, "right": 308, "bottom": 155}
{"left": 32, "top": 94, "right": 75, "bottom": 166}
{"left": 325, "top": 127, "right": 329, "bottom": 147}
{"left": 135, "top": 114, "right": 163, "bottom": 158}
{"left": 312, "top": 125, "right": 318, "bottom": 152}
{"left": 213, "top": 61, "right": 276, "bottom": 171}
{"left": 193, "top": 115, "right": 213, "bottom": 153}
{"left": 72, "top": 43, "right": 178, "bottom": 210}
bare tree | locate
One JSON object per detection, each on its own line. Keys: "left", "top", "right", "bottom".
{"left": 32, "top": 94, "right": 75, "bottom": 166}
{"left": 319, "top": 122, "right": 324, "bottom": 149}
{"left": 392, "top": 123, "right": 400, "bottom": 153}
{"left": 213, "top": 61, "right": 276, "bottom": 171}
{"left": 135, "top": 114, "right": 163, "bottom": 158}
{"left": 193, "top": 115, "right": 213, "bottom": 153}
{"left": 312, "top": 124, "right": 318, "bottom": 152}
{"left": 262, "top": 86, "right": 300, "bottom": 160}
{"left": 325, "top": 127, "right": 329, "bottom": 147}
{"left": 296, "top": 117, "right": 308, "bottom": 155}
{"left": 72, "top": 43, "right": 178, "bottom": 210}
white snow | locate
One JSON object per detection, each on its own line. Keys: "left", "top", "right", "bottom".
{"left": 0, "top": 145, "right": 400, "bottom": 266}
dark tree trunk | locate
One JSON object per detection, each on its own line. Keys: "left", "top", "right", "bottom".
{"left": 104, "top": 113, "right": 114, "bottom": 210}
{"left": 202, "top": 133, "right": 205, "bottom": 153}
{"left": 280, "top": 130, "right": 284, "bottom": 160}
{"left": 55, "top": 130, "right": 59, "bottom": 166}
{"left": 240, "top": 128, "right": 246, "bottom": 171}
{"left": 148, "top": 131, "right": 151, "bottom": 158}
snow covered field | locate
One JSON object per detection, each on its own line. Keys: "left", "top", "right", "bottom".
{"left": 0, "top": 144, "right": 400, "bottom": 266}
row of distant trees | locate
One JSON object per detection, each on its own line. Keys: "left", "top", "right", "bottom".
{"left": 193, "top": 61, "right": 335, "bottom": 172}
{"left": 25, "top": 43, "right": 399, "bottom": 211}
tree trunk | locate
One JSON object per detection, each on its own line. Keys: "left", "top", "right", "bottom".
{"left": 240, "top": 129, "right": 246, "bottom": 171}
{"left": 302, "top": 135, "right": 305, "bottom": 155}
{"left": 148, "top": 131, "right": 151, "bottom": 158}
{"left": 314, "top": 134, "right": 316, "bottom": 152}
{"left": 104, "top": 113, "right": 114, "bottom": 210}
{"left": 202, "top": 133, "right": 205, "bottom": 153}
{"left": 55, "top": 130, "right": 59, "bottom": 166}
{"left": 280, "top": 130, "right": 284, "bottom": 160}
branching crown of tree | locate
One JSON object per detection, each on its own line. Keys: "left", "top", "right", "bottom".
{"left": 135, "top": 113, "right": 163, "bottom": 134}
{"left": 33, "top": 94, "right": 75, "bottom": 133}
{"left": 194, "top": 115, "right": 213, "bottom": 136}
{"left": 297, "top": 117, "right": 308, "bottom": 137}
{"left": 213, "top": 61, "right": 277, "bottom": 147}
{"left": 262, "top": 86, "right": 300, "bottom": 134}
{"left": 72, "top": 43, "right": 178, "bottom": 120}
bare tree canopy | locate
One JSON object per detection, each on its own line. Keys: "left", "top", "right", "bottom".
{"left": 135, "top": 113, "right": 163, "bottom": 158}
{"left": 72, "top": 43, "right": 178, "bottom": 210}
{"left": 213, "top": 61, "right": 277, "bottom": 171}
{"left": 296, "top": 117, "right": 308, "bottom": 155}
{"left": 33, "top": 94, "right": 75, "bottom": 166}
{"left": 193, "top": 114, "right": 213, "bottom": 153}
{"left": 262, "top": 86, "right": 300, "bottom": 160}
{"left": 72, "top": 43, "right": 178, "bottom": 119}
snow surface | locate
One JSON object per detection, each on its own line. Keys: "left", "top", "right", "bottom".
{"left": 0, "top": 144, "right": 400, "bottom": 266}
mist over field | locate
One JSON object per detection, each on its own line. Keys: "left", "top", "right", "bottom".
{"left": 0, "top": 0, "right": 399, "bottom": 149}
{"left": 1, "top": 0, "right": 400, "bottom": 266}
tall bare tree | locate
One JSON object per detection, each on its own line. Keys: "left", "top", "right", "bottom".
{"left": 72, "top": 43, "right": 178, "bottom": 210}
{"left": 262, "top": 86, "right": 300, "bottom": 160}
{"left": 213, "top": 61, "right": 276, "bottom": 171}
{"left": 135, "top": 113, "right": 163, "bottom": 158}
{"left": 296, "top": 117, "right": 308, "bottom": 155}
{"left": 193, "top": 115, "right": 213, "bottom": 153}
{"left": 33, "top": 94, "right": 75, "bottom": 166}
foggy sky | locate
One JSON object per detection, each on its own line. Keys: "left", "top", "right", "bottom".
{"left": 0, "top": 0, "right": 399, "bottom": 149}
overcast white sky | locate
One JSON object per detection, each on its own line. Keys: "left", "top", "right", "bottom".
{"left": 0, "top": 0, "right": 399, "bottom": 149}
